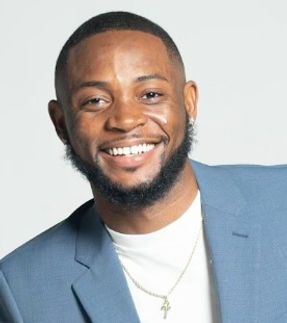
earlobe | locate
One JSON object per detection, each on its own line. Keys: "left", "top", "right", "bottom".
{"left": 184, "top": 81, "right": 198, "bottom": 120}
{"left": 48, "top": 100, "right": 68, "bottom": 144}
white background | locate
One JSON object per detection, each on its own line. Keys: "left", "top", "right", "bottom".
{"left": 1, "top": 0, "right": 286, "bottom": 258}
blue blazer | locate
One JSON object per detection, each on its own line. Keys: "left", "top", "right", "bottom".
{"left": 1, "top": 161, "right": 287, "bottom": 323}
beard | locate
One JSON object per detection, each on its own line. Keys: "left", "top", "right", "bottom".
{"left": 65, "top": 120, "right": 193, "bottom": 209}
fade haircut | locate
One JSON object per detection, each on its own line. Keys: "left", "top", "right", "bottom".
{"left": 55, "top": 11, "right": 185, "bottom": 102}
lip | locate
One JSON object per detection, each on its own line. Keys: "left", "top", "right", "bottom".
{"left": 99, "top": 141, "right": 164, "bottom": 169}
{"left": 99, "top": 138, "right": 162, "bottom": 151}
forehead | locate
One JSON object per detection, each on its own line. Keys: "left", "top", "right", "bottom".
{"left": 66, "top": 30, "right": 177, "bottom": 86}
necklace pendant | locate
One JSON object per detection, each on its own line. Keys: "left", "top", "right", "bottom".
{"left": 161, "top": 297, "right": 171, "bottom": 319}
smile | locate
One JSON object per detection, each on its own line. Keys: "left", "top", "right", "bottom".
{"left": 106, "top": 144, "right": 155, "bottom": 156}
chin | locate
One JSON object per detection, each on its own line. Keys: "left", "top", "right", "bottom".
{"left": 105, "top": 166, "right": 161, "bottom": 185}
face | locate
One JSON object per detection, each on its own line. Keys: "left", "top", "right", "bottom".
{"left": 49, "top": 30, "right": 197, "bottom": 204}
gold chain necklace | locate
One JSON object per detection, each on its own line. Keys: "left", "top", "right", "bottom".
{"left": 120, "top": 221, "right": 203, "bottom": 320}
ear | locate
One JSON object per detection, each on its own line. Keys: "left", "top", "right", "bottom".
{"left": 183, "top": 81, "right": 198, "bottom": 120}
{"left": 48, "top": 100, "right": 68, "bottom": 144}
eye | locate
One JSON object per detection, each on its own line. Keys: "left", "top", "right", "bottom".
{"left": 81, "top": 96, "right": 110, "bottom": 108}
{"left": 141, "top": 91, "right": 164, "bottom": 104}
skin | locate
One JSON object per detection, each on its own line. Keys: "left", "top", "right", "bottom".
{"left": 49, "top": 30, "right": 199, "bottom": 234}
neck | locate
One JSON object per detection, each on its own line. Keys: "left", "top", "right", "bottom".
{"left": 91, "top": 162, "right": 198, "bottom": 234}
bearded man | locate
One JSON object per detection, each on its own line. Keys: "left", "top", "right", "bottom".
{"left": 1, "top": 11, "right": 287, "bottom": 323}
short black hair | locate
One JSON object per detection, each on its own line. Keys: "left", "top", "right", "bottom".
{"left": 55, "top": 11, "right": 184, "bottom": 101}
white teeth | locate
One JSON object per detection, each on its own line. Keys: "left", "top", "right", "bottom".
{"left": 123, "top": 147, "right": 130, "bottom": 155}
{"left": 131, "top": 146, "right": 138, "bottom": 154}
{"left": 107, "top": 143, "right": 155, "bottom": 156}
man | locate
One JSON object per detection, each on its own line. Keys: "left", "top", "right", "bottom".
{"left": 0, "top": 11, "right": 287, "bottom": 323}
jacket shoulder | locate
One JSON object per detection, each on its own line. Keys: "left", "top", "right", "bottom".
{"left": 191, "top": 160, "right": 287, "bottom": 212}
{"left": 192, "top": 159, "right": 287, "bottom": 182}
{"left": 0, "top": 199, "right": 95, "bottom": 322}
{"left": 0, "top": 199, "right": 93, "bottom": 273}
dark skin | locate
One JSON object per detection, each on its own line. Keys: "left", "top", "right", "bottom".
{"left": 49, "top": 30, "right": 198, "bottom": 234}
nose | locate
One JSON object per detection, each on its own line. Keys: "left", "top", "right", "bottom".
{"left": 105, "top": 99, "right": 148, "bottom": 132}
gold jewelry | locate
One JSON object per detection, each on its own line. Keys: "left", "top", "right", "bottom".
{"left": 120, "top": 221, "right": 203, "bottom": 319}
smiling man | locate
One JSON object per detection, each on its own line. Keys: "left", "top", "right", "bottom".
{"left": 1, "top": 11, "right": 287, "bottom": 323}
{"left": 51, "top": 25, "right": 198, "bottom": 230}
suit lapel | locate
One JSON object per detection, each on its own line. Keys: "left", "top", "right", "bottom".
{"left": 71, "top": 161, "right": 264, "bottom": 322}
{"left": 72, "top": 205, "right": 140, "bottom": 323}
{"left": 192, "top": 160, "right": 261, "bottom": 323}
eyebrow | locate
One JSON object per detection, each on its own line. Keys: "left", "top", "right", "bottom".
{"left": 72, "top": 73, "right": 169, "bottom": 93}
{"left": 72, "top": 80, "right": 108, "bottom": 93}
{"left": 136, "top": 74, "right": 168, "bottom": 82}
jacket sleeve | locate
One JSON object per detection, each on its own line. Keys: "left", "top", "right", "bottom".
{"left": 0, "top": 270, "right": 23, "bottom": 323}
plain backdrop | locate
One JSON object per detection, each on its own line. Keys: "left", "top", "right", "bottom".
{"left": 1, "top": 0, "right": 286, "bottom": 258}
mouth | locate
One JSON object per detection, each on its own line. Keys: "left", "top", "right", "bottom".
{"left": 104, "top": 143, "right": 156, "bottom": 157}
{"left": 99, "top": 140, "right": 164, "bottom": 169}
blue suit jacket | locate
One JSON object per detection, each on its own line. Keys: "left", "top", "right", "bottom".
{"left": 1, "top": 161, "right": 287, "bottom": 323}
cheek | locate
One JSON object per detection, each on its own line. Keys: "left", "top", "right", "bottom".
{"left": 66, "top": 114, "right": 101, "bottom": 157}
{"left": 144, "top": 104, "right": 187, "bottom": 142}
{"left": 144, "top": 110, "right": 168, "bottom": 125}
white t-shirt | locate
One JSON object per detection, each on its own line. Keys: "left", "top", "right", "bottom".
{"left": 106, "top": 192, "right": 219, "bottom": 322}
